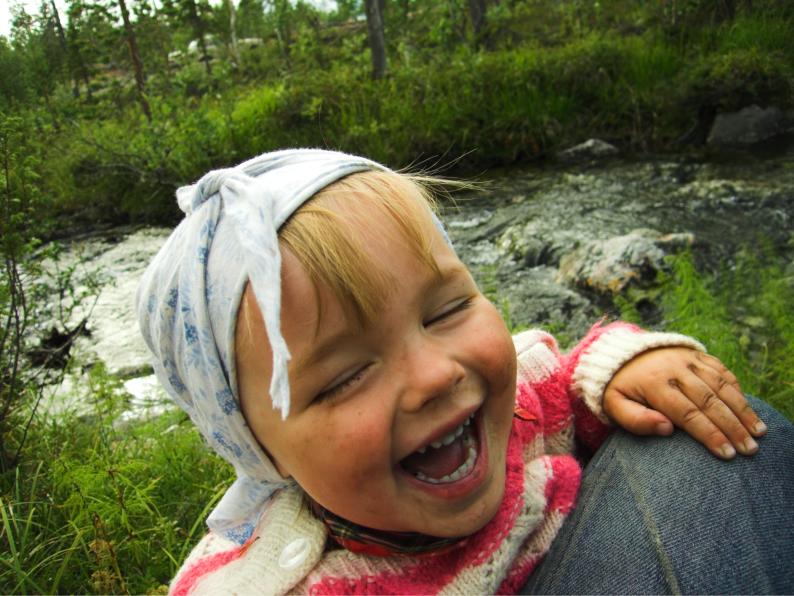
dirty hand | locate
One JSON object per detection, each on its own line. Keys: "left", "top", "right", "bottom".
{"left": 603, "top": 347, "right": 767, "bottom": 459}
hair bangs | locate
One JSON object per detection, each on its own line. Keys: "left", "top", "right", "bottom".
{"left": 278, "top": 170, "right": 442, "bottom": 328}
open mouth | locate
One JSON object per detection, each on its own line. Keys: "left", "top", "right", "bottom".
{"left": 399, "top": 413, "right": 479, "bottom": 484}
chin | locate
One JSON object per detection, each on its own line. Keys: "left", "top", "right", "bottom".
{"left": 431, "top": 466, "right": 507, "bottom": 539}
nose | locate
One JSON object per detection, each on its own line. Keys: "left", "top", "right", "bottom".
{"left": 398, "top": 336, "right": 465, "bottom": 413}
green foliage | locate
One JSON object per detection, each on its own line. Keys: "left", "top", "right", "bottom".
{"left": 231, "top": 83, "right": 289, "bottom": 156}
{"left": 624, "top": 249, "right": 794, "bottom": 421}
{"left": 683, "top": 47, "right": 792, "bottom": 112}
{"left": 657, "top": 253, "right": 754, "bottom": 381}
{"left": 0, "top": 365, "right": 231, "bottom": 594}
{"left": 48, "top": 95, "right": 238, "bottom": 224}
{"left": 1, "top": 0, "right": 790, "bottom": 225}
{"left": 0, "top": 111, "right": 47, "bottom": 470}
{"left": 0, "top": 112, "right": 44, "bottom": 249}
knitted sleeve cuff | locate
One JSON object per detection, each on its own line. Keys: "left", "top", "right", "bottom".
{"left": 572, "top": 327, "right": 706, "bottom": 424}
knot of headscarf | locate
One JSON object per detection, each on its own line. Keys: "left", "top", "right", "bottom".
{"left": 136, "top": 149, "right": 388, "bottom": 543}
{"left": 176, "top": 167, "right": 244, "bottom": 215}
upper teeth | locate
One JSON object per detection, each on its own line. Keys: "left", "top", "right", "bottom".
{"left": 417, "top": 414, "right": 473, "bottom": 454}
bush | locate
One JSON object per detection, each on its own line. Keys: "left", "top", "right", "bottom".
{"left": 682, "top": 47, "right": 792, "bottom": 112}
{"left": 0, "top": 366, "right": 231, "bottom": 594}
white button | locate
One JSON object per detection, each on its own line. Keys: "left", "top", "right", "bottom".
{"left": 279, "top": 538, "right": 310, "bottom": 569}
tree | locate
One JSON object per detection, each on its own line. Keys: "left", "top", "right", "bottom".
{"left": 65, "top": 0, "right": 120, "bottom": 99}
{"left": 0, "top": 36, "right": 30, "bottom": 104}
{"left": 48, "top": 0, "right": 79, "bottom": 97}
{"left": 213, "top": 0, "right": 242, "bottom": 67}
{"left": 6, "top": 6, "right": 55, "bottom": 100}
{"left": 226, "top": 0, "right": 241, "bottom": 66}
{"left": 0, "top": 112, "right": 45, "bottom": 471}
{"left": 185, "top": 0, "right": 214, "bottom": 75}
{"left": 270, "top": 0, "right": 294, "bottom": 65}
{"left": 237, "top": 0, "right": 266, "bottom": 38}
{"left": 468, "top": 0, "right": 487, "bottom": 40}
{"left": 364, "top": 0, "right": 387, "bottom": 79}
{"left": 129, "top": 0, "right": 175, "bottom": 84}
{"left": 117, "top": 0, "right": 152, "bottom": 120}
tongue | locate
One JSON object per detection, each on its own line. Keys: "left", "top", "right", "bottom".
{"left": 401, "top": 435, "right": 467, "bottom": 479}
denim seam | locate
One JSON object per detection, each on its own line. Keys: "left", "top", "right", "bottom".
{"left": 616, "top": 448, "right": 681, "bottom": 596}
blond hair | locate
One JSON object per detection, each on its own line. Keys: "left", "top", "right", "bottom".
{"left": 278, "top": 170, "right": 448, "bottom": 325}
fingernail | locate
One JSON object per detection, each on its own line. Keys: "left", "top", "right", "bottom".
{"left": 720, "top": 444, "right": 736, "bottom": 459}
{"left": 741, "top": 437, "right": 759, "bottom": 454}
{"left": 753, "top": 421, "right": 767, "bottom": 435}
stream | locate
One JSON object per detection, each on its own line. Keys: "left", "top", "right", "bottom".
{"left": 38, "top": 145, "right": 794, "bottom": 421}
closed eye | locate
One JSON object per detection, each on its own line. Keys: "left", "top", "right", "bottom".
{"left": 424, "top": 297, "right": 474, "bottom": 327}
{"left": 314, "top": 363, "right": 372, "bottom": 403}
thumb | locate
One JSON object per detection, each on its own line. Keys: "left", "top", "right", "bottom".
{"left": 603, "top": 389, "right": 674, "bottom": 436}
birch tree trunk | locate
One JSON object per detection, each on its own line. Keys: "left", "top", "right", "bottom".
{"left": 226, "top": 0, "right": 241, "bottom": 67}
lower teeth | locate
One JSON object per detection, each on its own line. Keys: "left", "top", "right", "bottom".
{"left": 415, "top": 434, "right": 477, "bottom": 484}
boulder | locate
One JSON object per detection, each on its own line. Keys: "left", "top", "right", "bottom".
{"left": 707, "top": 105, "right": 785, "bottom": 147}
{"left": 498, "top": 221, "right": 580, "bottom": 267}
{"left": 556, "top": 229, "right": 694, "bottom": 295}
{"left": 557, "top": 138, "right": 619, "bottom": 162}
{"left": 502, "top": 266, "right": 598, "bottom": 340}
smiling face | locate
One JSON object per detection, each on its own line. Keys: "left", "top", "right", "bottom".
{"left": 235, "top": 174, "right": 516, "bottom": 538}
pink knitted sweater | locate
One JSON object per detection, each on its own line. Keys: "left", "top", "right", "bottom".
{"left": 170, "top": 322, "right": 703, "bottom": 595}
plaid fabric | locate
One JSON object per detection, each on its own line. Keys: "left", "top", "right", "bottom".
{"left": 309, "top": 499, "right": 465, "bottom": 557}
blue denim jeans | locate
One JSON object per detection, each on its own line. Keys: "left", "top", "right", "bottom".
{"left": 522, "top": 396, "right": 794, "bottom": 594}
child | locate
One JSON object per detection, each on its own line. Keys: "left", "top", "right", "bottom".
{"left": 137, "top": 149, "right": 779, "bottom": 594}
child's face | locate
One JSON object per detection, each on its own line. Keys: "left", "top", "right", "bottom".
{"left": 236, "top": 200, "right": 517, "bottom": 538}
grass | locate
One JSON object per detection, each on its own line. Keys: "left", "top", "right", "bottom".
{"left": 620, "top": 247, "right": 794, "bottom": 422}
{"left": 0, "top": 366, "right": 231, "bottom": 594}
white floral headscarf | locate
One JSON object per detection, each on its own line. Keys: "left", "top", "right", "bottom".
{"left": 136, "top": 149, "right": 389, "bottom": 543}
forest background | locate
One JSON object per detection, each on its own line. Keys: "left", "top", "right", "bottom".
{"left": 1, "top": 0, "right": 793, "bottom": 593}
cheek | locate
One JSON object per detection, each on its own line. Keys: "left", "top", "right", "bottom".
{"left": 287, "top": 405, "right": 393, "bottom": 501}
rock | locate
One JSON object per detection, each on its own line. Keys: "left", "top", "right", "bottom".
{"left": 557, "top": 138, "right": 619, "bottom": 162}
{"left": 501, "top": 267, "right": 598, "bottom": 341}
{"left": 498, "top": 221, "right": 580, "bottom": 267}
{"left": 445, "top": 211, "right": 494, "bottom": 230}
{"left": 556, "top": 229, "right": 694, "bottom": 295}
{"left": 707, "top": 105, "right": 785, "bottom": 147}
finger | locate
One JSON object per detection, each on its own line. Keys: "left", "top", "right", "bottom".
{"left": 603, "top": 388, "right": 674, "bottom": 436}
{"left": 694, "top": 353, "right": 767, "bottom": 437}
{"left": 695, "top": 352, "right": 743, "bottom": 390}
{"left": 670, "top": 374, "right": 758, "bottom": 456}
{"left": 649, "top": 383, "right": 736, "bottom": 459}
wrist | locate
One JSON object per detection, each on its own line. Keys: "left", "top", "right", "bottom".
{"left": 573, "top": 327, "right": 706, "bottom": 423}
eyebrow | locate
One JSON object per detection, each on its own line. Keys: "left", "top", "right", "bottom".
{"left": 289, "top": 262, "right": 471, "bottom": 380}
{"left": 290, "top": 327, "right": 360, "bottom": 380}
{"left": 435, "top": 263, "right": 469, "bottom": 284}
